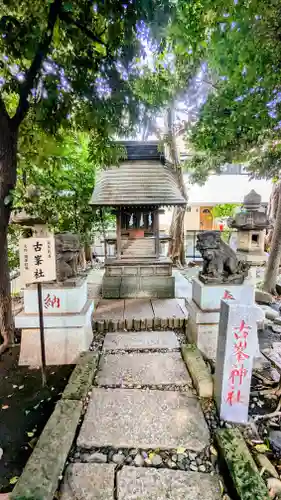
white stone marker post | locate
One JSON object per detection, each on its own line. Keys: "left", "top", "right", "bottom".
{"left": 214, "top": 299, "right": 264, "bottom": 424}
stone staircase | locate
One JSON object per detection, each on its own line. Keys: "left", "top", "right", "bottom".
{"left": 121, "top": 237, "right": 155, "bottom": 257}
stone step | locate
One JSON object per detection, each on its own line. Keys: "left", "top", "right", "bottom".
{"left": 60, "top": 463, "right": 221, "bottom": 500}
{"left": 103, "top": 330, "right": 180, "bottom": 351}
{"left": 77, "top": 388, "right": 210, "bottom": 451}
{"left": 93, "top": 317, "right": 187, "bottom": 333}
{"left": 118, "top": 466, "right": 221, "bottom": 500}
{"left": 97, "top": 352, "right": 191, "bottom": 387}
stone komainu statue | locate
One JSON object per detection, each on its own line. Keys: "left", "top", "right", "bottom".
{"left": 55, "top": 233, "right": 81, "bottom": 281}
{"left": 196, "top": 231, "right": 249, "bottom": 284}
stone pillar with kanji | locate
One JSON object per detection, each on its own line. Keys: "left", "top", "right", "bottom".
{"left": 214, "top": 299, "right": 264, "bottom": 424}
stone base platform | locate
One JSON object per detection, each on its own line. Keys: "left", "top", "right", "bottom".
{"left": 93, "top": 298, "right": 188, "bottom": 332}
{"left": 186, "top": 299, "right": 218, "bottom": 360}
{"left": 192, "top": 278, "right": 254, "bottom": 311}
{"left": 186, "top": 281, "right": 255, "bottom": 361}
{"left": 186, "top": 297, "right": 265, "bottom": 363}
{"left": 17, "top": 301, "right": 93, "bottom": 366}
{"left": 103, "top": 275, "right": 175, "bottom": 299}
{"left": 23, "top": 276, "right": 88, "bottom": 314}
{"left": 103, "top": 257, "right": 174, "bottom": 298}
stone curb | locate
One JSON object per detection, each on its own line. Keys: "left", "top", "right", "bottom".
{"left": 10, "top": 399, "right": 82, "bottom": 500}
{"left": 181, "top": 344, "right": 213, "bottom": 398}
{"left": 62, "top": 351, "right": 99, "bottom": 401}
{"left": 215, "top": 428, "right": 270, "bottom": 500}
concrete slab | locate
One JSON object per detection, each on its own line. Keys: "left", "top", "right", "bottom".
{"left": 103, "top": 331, "right": 180, "bottom": 351}
{"left": 97, "top": 352, "right": 191, "bottom": 387}
{"left": 124, "top": 299, "right": 154, "bottom": 318}
{"left": 151, "top": 299, "right": 186, "bottom": 318}
{"left": 93, "top": 299, "right": 124, "bottom": 321}
{"left": 77, "top": 388, "right": 210, "bottom": 451}
{"left": 60, "top": 463, "right": 115, "bottom": 499}
{"left": 117, "top": 467, "right": 221, "bottom": 500}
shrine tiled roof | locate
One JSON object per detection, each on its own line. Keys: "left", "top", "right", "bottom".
{"left": 89, "top": 160, "right": 186, "bottom": 207}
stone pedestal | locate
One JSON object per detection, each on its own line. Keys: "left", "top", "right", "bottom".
{"left": 15, "top": 277, "right": 94, "bottom": 366}
{"left": 103, "top": 258, "right": 175, "bottom": 298}
{"left": 186, "top": 278, "right": 255, "bottom": 360}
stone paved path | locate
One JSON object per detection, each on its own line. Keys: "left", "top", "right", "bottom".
{"left": 60, "top": 331, "right": 222, "bottom": 499}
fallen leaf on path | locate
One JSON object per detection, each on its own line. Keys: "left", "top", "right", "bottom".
{"left": 1, "top": 405, "right": 9, "bottom": 410}
{"left": 28, "top": 437, "right": 38, "bottom": 449}
{"left": 177, "top": 447, "right": 186, "bottom": 454}
{"left": 0, "top": 448, "right": 3, "bottom": 460}
{"left": 12, "top": 385, "right": 17, "bottom": 389}
{"left": 9, "top": 476, "right": 19, "bottom": 485}
{"left": 210, "top": 445, "right": 218, "bottom": 456}
{"left": 18, "top": 385, "right": 24, "bottom": 390}
{"left": 26, "top": 432, "right": 34, "bottom": 438}
{"left": 255, "top": 443, "right": 270, "bottom": 453}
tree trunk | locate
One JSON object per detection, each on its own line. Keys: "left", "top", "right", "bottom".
{"left": 0, "top": 112, "right": 18, "bottom": 355}
{"left": 263, "top": 182, "right": 281, "bottom": 294}
{"left": 265, "top": 182, "right": 279, "bottom": 249}
{"left": 169, "top": 205, "right": 186, "bottom": 267}
{"left": 84, "top": 242, "right": 92, "bottom": 262}
{"left": 168, "top": 130, "right": 187, "bottom": 264}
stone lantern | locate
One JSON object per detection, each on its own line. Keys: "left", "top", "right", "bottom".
{"left": 228, "top": 190, "right": 271, "bottom": 265}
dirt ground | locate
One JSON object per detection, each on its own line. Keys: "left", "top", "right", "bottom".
{"left": 0, "top": 346, "right": 73, "bottom": 493}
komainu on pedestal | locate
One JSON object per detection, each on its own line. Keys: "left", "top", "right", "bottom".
{"left": 196, "top": 231, "right": 249, "bottom": 285}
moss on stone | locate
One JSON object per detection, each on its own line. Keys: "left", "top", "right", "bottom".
{"left": 216, "top": 428, "right": 270, "bottom": 500}
{"left": 181, "top": 344, "right": 213, "bottom": 398}
{"left": 62, "top": 351, "right": 99, "bottom": 401}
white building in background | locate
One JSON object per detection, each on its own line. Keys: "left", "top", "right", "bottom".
{"left": 160, "top": 131, "right": 273, "bottom": 233}
{"left": 159, "top": 170, "right": 272, "bottom": 233}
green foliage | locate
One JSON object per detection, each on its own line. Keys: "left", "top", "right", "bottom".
{"left": 14, "top": 124, "right": 122, "bottom": 243}
{"left": 7, "top": 226, "right": 20, "bottom": 271}
{"left": 0, "top": 0, "right": 175, "bottom": 134}
{"left": 168, "top": 0, "right": 281, "bottom": 181}
{"left": 211, "top": 203, "right": 239, "bottom": 220}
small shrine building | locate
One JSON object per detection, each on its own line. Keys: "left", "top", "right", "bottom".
{"left": 90, "top": 141, "right": 186, "bottom": 298}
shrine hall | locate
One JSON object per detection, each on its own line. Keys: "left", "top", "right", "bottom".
{"left": 90, "top": 141, "right": 186, "bottom": 298}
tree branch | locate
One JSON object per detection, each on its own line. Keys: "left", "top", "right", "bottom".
{"left": 59, "top": 10, "right": 107, "bottom": 47}
{"left": 12, "top": 0, "right": 62, "bottom": 127}
{"left": 202, "top": 79, "right": 218, "bottom": 90}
